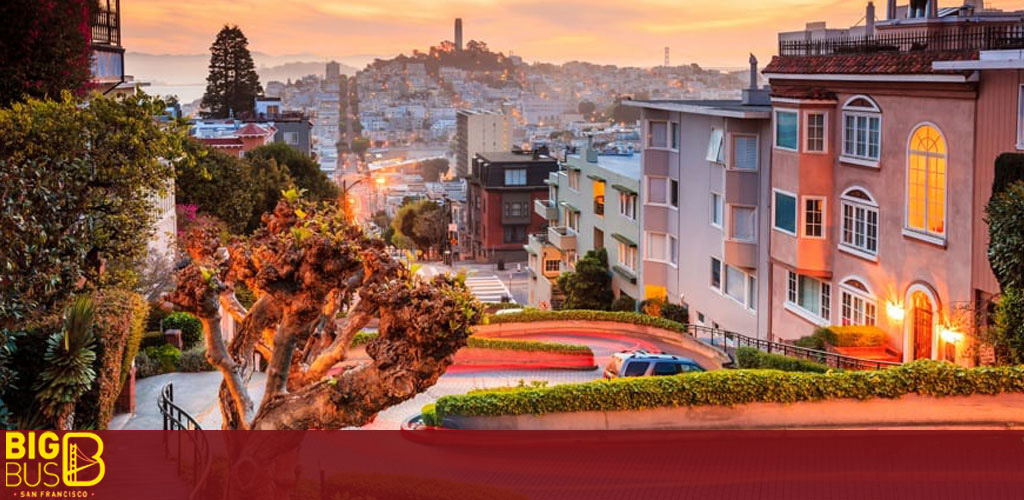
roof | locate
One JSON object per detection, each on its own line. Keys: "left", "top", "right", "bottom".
{"left": 771, "top": 86, "right": 838, "bottom": 101}
{"left": 763, "top": 51, "right": 978, "bottom": 76}
{"left": 565, "top": 153, "right": 641, "bottom": 180}
{"left": 236, "top": 123, "right": 274, "bottom": 137}
{"left": 196, "top": 137, "right": 244, "bottom": 148}
{"left": 625, "top": 99, "right": 771, "bottom": 119}
{"left": 475, "top": 151, "right": 557, "bottom": 164}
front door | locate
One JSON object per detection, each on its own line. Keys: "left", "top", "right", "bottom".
{"left": 912, "top": 292, "right": 933, "bottom": 360}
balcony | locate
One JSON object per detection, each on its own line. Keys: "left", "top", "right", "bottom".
{"left": 724, "top": 239, "right": 758, "bottom": 270}
{"left": 779, "top": 24, "right": 1024, "bottom": 57}
{"left": 548, "top": 226, "right": 577, "bottom": 251}
{"left": 91, "top": 1, "right": 121, "bottom": 47}
{"left": 534, "top": 199, "right": 557, "bottom": 220}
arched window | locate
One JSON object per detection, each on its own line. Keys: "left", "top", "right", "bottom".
{"left": 841, "top": 95, "right": 881, "bottom": 165}
{"left": 839, "top": 278, "right": 877, "bottom": 326}
{"left": 840, "top": 187, "right": 879, "bottom": 258}
{"left": 906, "top": 124, "right": 947, "bottom": 240}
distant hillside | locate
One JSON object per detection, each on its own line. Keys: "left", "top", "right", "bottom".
{"left": 125, "top": 52, "right": 357, "bottom": 86}
{"left": 258, "top": 61, "right": 357, "bottom": 83}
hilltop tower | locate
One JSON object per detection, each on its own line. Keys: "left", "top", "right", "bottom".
{"left": 455, "top": 18, "right": 463, "bottom": 52}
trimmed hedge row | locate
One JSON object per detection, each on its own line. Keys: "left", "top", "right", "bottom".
{"left": 795, "top": 326, "right": 886, "bottom": 350}
{"left": 429, "top": 360, "right": 1024, "bottom": 422}
{"left": 350, "top": 331, "right": 593, "bottom": 355}
{"left": 734, "top": 347, "right": 830, "bottom": 373}
{"left": 484, "top": 310, "right": 688, "bottom": 334}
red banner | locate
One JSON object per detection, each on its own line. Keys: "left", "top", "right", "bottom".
{"left": 4, "top": 430, "right": 1024, "bottom": 499}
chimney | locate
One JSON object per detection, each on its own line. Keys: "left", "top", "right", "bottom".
{"left": 887, "top": 0, "right": 897, "bottom": 19}
{"left": 927, "top": 0, "right": 938, "bottom": 18}
{"left": 741, "top": 55, "right": 770, "bottom": 106}
{"left": 866, "top": 2, "right": 876, "bottom": 35}
{"left": 455, "top": 18, "right": 463, "bottom": 52}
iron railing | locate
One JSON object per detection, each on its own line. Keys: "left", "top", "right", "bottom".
{"left": 687, "top": 324, "right": 902, "bottom": 371}
{"left": 91, "top": 0, "right": 121, "bottom": 47}
{"left": 779, "top": 24, "right": 1024, "bottom": 57}
{"left": 158, "top": 383, "right": 211, "bottom": 500}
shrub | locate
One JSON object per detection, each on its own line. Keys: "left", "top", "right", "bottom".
{"left": 162, "top": 312, "right": 203, "bottom": 350}
{"left": 350, "top": 331, "right": 593, "bottom": 356}
{"left": 430, "top": 360, "right": 1024, "bottom": 423}
{"left": 991, "top": 286, "right": 1024, "bottom": 364}
{"left": 486, "top": 309, "right": 688, "bottom": 334}
{"left": 143, "top": 344, "right": 181, "bottom": 373}
{"left": 421, "top": 403, "right": 440, "bottom": 426}
{"left": 351, "top": 331, "right": 377, "bottom": 348}
{"left": 734, "top": 347, "right": 829, "bottom": 373}
{"left": 140, "top": 330, "right": 165, "bottom": 349}
{"left": 179, "top": 348, "right": 215, "bottom": 373}
{"left": 134, "top": 350, "right": 163, "bottom": 379}
{"left": 794, "top": 326, "right": 885, "bottom": 350}
{"left": 660, "top": 303, "right": 688, "bottom": 324}
{"left": 610, "top": 296, "right": 637, "bottom": 312}
{"left": 987, "top": 181, "right": 1024, "bottom": 290}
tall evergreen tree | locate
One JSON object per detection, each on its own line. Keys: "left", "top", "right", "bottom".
{"left": 200, "top": 25, "right": 262, "bottom": 118}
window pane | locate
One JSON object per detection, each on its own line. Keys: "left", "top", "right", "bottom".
{"left": 734, "top": 136, "right": 758, "bottom": 170}
{"left": 648, "top": 177, "right": 667, "bottom": 204}
{"left": 774, "top": 192, "right": 797, "bottom": 233}
{"left": 670, "top": 179, "right": 679, "bottom": 207}
{"left": 649, "top": 122, "right": 668, "bottom": 148}
{"left": 804, "top": 198, "right": 823, "bottom": 237}
{"left": 706, "top": 127, "right": 724, "bottom": 162}
{"left": 710, "top": 193, "right": 723, "bottom": 226}
{"left": 776, "top": 112, "right": 798, "bottom": 150}
{"left": 748, "top": 275, "right": 757, "bottom": 310}
{"left": 732, "top": 206, "right": 755, "bottom": 241}
{"left": 623, "top": 361, "right": 649, "bottom": 377}
{"left": 671, "top": 122, "right": 680, "bottom": 150}
{"left": 806, "top": 113, "right": 824, "bottom": 152}
{"left": 669, "top": 236, "right": 678, "bottom": 265}
{"left": 798, "top": 275, "right": 820, "bottom": 313}
{"left": 725, "top": 266, "right": 745, "bottom": 303}
{"left": 653, "top": 362, "right": 680, "bottom": 376}
{"left": 648, "top": 233, "right": 667, "bottom": 261}
{"left": 711, "top": 258, "right": 721, "bottom": 289}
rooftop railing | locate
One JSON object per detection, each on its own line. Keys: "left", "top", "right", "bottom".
{"left": 779, "top": 24, "right": 1024, "bottom": 56}
{"left": 91, "top": 1, "right": 121, "bottom": 47}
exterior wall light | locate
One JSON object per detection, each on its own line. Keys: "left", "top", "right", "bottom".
{"left": 886, "top": 301, "right": 905, "bottom": 322}
{"left": 939, "top": 327, "right": 964, "bottom": 344}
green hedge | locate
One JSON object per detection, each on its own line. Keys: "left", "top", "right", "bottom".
{"left": 428, "top": 360, "right": 1024, "bottom": 422}
{"left": 734, "top": 347, "right": 829, "bottom": 373}
{"left": 485, "top": 310, "right": 687, "bottom": 334}
{"left": 350, "top": 331, "right": 592, "bottom": 356}
{"left": 163, "top": 312, "right": 203, "bottom": 350}
{"left": 795, "top": 326, "right": 886, "bottom": 350}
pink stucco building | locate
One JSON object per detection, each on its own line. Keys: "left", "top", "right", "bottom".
{"left": 763, "top": 1, "right": 1024, "bottom": 364}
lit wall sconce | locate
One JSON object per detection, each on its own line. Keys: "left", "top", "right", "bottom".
{"left": 939, "top": 327, "right": 964, "bottom": 344}
{"left": 886, "top": 301, "right": 905, "bottom": 322}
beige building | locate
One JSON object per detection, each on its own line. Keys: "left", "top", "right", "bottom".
{"left": 456, "top": 109, "right": 513, "bottom": 178}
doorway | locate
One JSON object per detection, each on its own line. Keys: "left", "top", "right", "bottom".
{"left": 911, "top": 291, "right": 933, "bottom": 360}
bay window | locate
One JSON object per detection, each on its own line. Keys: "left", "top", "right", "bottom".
{"left": 786, "top": 270, "right": 831, "bottom": 323}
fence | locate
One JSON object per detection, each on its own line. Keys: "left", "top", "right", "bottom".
{"left": 687, "top": 324, "right": 901, "bottom": 371}
{"left": 158, "top": 383, "right": 211, "bottom": 500}
{"left": 779, "top": 24, "right": 1024, "bottom": 56}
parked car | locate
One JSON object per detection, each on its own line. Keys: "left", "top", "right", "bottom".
{"left": 603, "top": 351, "right": 704, "bottom": 379}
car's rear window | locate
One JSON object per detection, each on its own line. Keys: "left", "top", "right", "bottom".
{"left": 652, "top": 362, "right": 680, "bottom": 375}
{"left": 623, "top": 361, "right": 649, "bottom": 377}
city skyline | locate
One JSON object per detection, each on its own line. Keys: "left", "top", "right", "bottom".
{"left": 122, "top": 0, "right": 1024, "bottom": 69}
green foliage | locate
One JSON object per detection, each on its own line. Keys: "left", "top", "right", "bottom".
{"left": 992, "top": 153, "right": 1024, "bottom": 199}
{"left": 610, "top": 296, "right": 637, "bottom": 312}
{"left": 350, "top": 331, "right": 377, "bottom": 348}
{"left": 660, "top": 302, "right": 688, "bottom": 324}
{"left": 991, "top": 287, "right": 1024, "bottom": 364}
{"left": 556, "top": 248, "right": 614, "bottom": 311}
{"left": 0, "top": 329, "right": 20, "bottom": 429}
{"left": 0, "top": 94, "right": 187, "bottom": 324}
{"left": 0, "top": 0, "right": 98, "bottom": 107}
{"left": 246, "top": 142, "right": 338, "bottom": 203}
{"left": 234, "top": 282, "right": 257, "bottom": 309}
{"left": 734, "top": 347, "right": 830, "bottom": 373}
{"left": 795, "top": 326, "right": 885, "bottom": 350}
{"left": 415, "top": 158, "right": 450, "bottom": 182}
{"left": 162, "top": 312, "right": 203, "bottom": 350}
{"left": 350, "top": 136, "right": 371, "bottom": 157}
{"left": 421, "top": 403, "right": 440, "bottom": 426}
{"left": 431, "top": 360, "right": 1024, "bottom": 422}
{"left": 143, "top": 345, "right": 182, "bottom": 374}
{"left": 34, "top": 296, "right": 97, "bottom": 427}
{"left": 201, "top": 25, "right": 263, "bottom": 119}
{"left": 986, "top": 181, "right": 1024, "bottom": 290}
{"left": 392, "top": 199, "right": 446, "bottom": 255}
{"left": 486, "top": 309, "right": 688, "bottom": 334}
{"left": 351, "top": 331, "right": 592, "bottom": 355}
{"left": 179, "top": 348, "right": 215, "bottom": 373}
{"left": 140, "top": 331, "right": 166, "bottom": 350}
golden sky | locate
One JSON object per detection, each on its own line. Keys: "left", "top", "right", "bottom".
{"left": 122, "top": 0, "right": 1023, "bottom": 67}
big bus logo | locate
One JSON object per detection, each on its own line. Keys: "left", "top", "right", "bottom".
{"left": 4, "top": 432, "right": 105, "bottom": 488}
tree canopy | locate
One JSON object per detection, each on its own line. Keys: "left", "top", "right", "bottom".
{"left": 0, "top": 0, "right": 98, "bottom": 107}
{"left": 556, "top": 248, "right": 614, "bottom": 310}
{"left": 246, "top": 142, "right": 338, "bottom": 202}
{"left": 392, "top": 200, "right": 446, "bottom": 256}
{"left": 201, "top": 25, "right": 263, "bottom": 118}
{"left": 0, "top": 94, "right": 188, "bottom": 325}
{"left": 415, "top": 158, "right": 450, "bottom": 182}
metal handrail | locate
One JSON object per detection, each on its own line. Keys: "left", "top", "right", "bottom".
{"left": 779, "top": 24, "right": 1024, "bottom": 57}
{"left": 687, "top": 324, "right": 901, "bottom": 371}
{"left": 158, "top": 383, "right": 211, "bottom": 500}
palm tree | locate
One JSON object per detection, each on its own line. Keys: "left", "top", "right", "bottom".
{"left": 34, "top": 296, "right": 97, "bottom": 430}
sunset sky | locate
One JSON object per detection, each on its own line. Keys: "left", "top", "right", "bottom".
{"left": 123, "top": 0, "right": 1022, "bottom": 68}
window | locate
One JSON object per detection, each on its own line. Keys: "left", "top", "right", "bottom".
{"left": 724, "top": 265, "right": 745, "bottom": 303}
{"left": 786, "top": 271, "right": 831, "bottom": 322}
{"left": 710, "top": 193, "right": 723, "bottom": 227}
{"left": 670, "top": 179, "right": 679, "bottom": 208}
{"left": 648, "top": 121, "right": 669, "bottom": 148}
{"left": 747, "top": 275, "right": 757, "bottom": 312}
{"left": 568, "top": 169, "right": 581, "bottom": 190}
{"left": 618, "top": 242, "right": 638, "bottom": 271}
{"left": 731, "top": 206, "right": 756, "bottom": 242}
{"left": 504, "top": 168, "right": 526, "bottom": 186}
{"left": 710, "top": 257, "right": 722, "bottom": 290}
{"left": 284, "top": 132, "right": 299, "bottom": 145}
{"left": 669, "top": 235, "right": 678, "bottom": 266}
{"left": 841, "top": 96, "right": 881, "bottom": 164}
{"left": 805, "top": 112, "right": 826, "bottom": 152}
{"left": 503, "top": 225, "right": 527, "bottom": 243}
{"left": 733, "top": 135, "right": 758, "bottom": 170}
{"left": 803, "top": 197, "right": 825, "bottom": 238}
{"left": 619, "top": 192, "right": 637, "bottom": 220}
{"left": 773, "top": 190, "right": 797, "bottom": 235}
{"left": 840, "top": 188, "right": 879, "bottom": 257}
{"left": 623, "top": 361, "right": 649, "bottom": 377}
{"left": 906, "top": 124, "right": 947, "bottom": 240}
{"left": 504, "top": 202, "right": 527, "bottom": 217}
{"left": 706, "top": 127, "right": 725, "bottom": 163}
{"left": 840, "top": 279, "right": 877, "bottom": 326}
{"left": 671, "top": 122, "right": 680, "bottom": 150}
{"left": 774, "top": 110, "right": 798, "bottom": 151}
{"left": 653, "top": 362, "right": 681, "bottom": 376}
{"left": 646, "top": 232, "right": 675, "bottom": 265}
{"left": 565, "top": 208, "right": 580, "bottom": 232}
{"left": 647, "top": 176, "right": 669, "bottom": 205}
{"left": 544, "top": 259, "right": 560, "bottom": 273}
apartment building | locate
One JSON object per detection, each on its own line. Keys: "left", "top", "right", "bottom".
{"left": 526, "top": 148, "right": 641, "bottom": 309}
{"left": 628, "top": 61, "right": 773, "bottom": 336}
{"left": 465, "top": 150, "right": 559, "bottom": 262}
{"left": 763, "top": 0, "right": 1024, "bottom": 364}
{"left": 456, "top": 109, "right": 513, "bottom": 178}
